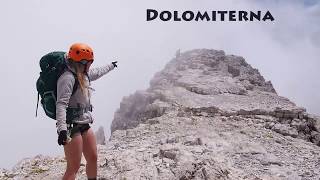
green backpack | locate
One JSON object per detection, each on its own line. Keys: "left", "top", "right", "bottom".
{"left": 36, "top": 51, "right": 78, "bottom": 119}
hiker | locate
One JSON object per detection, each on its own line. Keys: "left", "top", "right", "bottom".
{"left": 56, "top": 43, "right": 117, "bottom": 180}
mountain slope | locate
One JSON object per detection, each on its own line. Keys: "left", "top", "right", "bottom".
{"left": 3, "top": 49, "right": 320, "bottom": 180}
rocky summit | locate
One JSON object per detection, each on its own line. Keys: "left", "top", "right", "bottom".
{"left": 2, "top": 49, "right": 320, "bottom": 180}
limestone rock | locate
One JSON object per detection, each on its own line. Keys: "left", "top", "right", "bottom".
{"left": 95, "top": 126, "right": 106, "bottom": 145}
{"left": 8, "top": 49, "right": 320, "bottom": 179}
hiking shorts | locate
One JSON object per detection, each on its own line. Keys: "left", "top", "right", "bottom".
{"left": 67, "top": 123, "right": 91, "bottom": 138}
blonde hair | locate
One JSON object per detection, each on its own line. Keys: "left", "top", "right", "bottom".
{"left": 70, "top": 61, "right": 88, "bottom": 97}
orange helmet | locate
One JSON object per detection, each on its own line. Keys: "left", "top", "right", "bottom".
{"left": 67, "top": 43, "right": 94, "bottom": 62}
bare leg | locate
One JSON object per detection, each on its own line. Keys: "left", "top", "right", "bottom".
{"left": 63, "top": 134, "right": 83, "bottom": 180}
{"left": 82, "top": 128, "right": 98, "bottom": 179}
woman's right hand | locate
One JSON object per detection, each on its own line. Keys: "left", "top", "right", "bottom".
{"left": 58, "top": 130, "right": 68, "bottom": 145}
{"left": 112, "top": 61, "right": 118, "bottom": 68}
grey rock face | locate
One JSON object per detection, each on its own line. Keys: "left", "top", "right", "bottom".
{"left": 7, "top": 49, "right": 320, "bottom": 179}
{"left": 95, "top": 126, "right": 106, "bottom": 145}
{"left": 111, "top": 49, "right": 302, "bottom": 133}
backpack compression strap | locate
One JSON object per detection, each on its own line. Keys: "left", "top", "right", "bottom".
{"left": 36, "top": 93, "right": 39, "bottom": 117}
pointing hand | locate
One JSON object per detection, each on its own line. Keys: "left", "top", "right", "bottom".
{"left": 112, "top": 61, "right": 118, "bottom": 68}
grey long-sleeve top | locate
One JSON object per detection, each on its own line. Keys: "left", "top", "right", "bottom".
{"left": 56, "top": 58, "right": 115, "bottom": 133}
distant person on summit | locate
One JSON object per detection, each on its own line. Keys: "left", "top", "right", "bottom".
{"left": 55, "top": 43, "right": 117, "bottom": 180}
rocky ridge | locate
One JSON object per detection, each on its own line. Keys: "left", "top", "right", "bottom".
{"left": 95, "top": 126, "right": 106, "bottom": 145}
{"left": 2, "top": 49, "right": 320, "bottom": 180}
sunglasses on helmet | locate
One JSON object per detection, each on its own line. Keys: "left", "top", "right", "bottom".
{"left": 78, "top": 59, "right": 93, "bottom": 65}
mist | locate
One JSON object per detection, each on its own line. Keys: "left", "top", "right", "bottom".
{"left": 0, "top": 0, "right": 318, "bottom": 168}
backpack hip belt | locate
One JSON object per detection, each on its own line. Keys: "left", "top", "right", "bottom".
{"left": 66, "top": 104, "right": 93, "bottom": 123}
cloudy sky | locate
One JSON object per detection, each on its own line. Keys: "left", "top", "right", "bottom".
{"left": 0, "top": 0, "right": 319, "bottom": 168}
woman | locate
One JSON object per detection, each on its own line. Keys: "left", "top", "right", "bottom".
{"left": 56, "top": 43, "right": 117, "bottom": 180}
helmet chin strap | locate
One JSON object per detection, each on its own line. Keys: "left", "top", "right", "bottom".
{"left": 84, "top": 63, "right": 91, "bottom": 73}
{"left": 85, "top": 61, "right": 93, "bottom": 73}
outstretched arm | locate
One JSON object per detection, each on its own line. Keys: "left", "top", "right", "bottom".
{"left": 88, "top": 62, "right": 116, "bottom": 81}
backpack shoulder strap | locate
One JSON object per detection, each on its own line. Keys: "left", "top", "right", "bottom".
{"left": 72, "top": 75, "right": 79, "bottom": 95}
{"left": 68, "top": 70, "right": 79, "bottom": 95}
{"left": 62, "top": 67, "right": 78, "bottom": 95}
